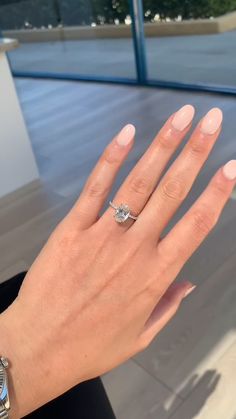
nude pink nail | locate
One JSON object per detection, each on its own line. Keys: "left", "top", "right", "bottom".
{"left": 223, "top": 160, "right": 236, "bottom": 180}
{"left": 116, "top": 124, "right": 135, "bottom": 146}
{"left": 201, "top": 108, "right": 223, "bottom": 135}
{"left": 184, "top": 285, "right": 196, "bottom": 298}
{"left": 171, "top": 104, "right": 195, "bottom": 131}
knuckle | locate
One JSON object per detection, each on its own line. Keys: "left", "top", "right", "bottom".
{"left": 103, "top": 146, "right": 120, "bottom": 164}
{"left": 128, "top": 176, "right": 151, "bottom": 196}
{"left": 158, "top": 133, "right": 174, "bottom": 150}
{"left": 85, "top": 180, "right": 108, "bottom": 198}
{"left": 188, "top": 139, "right": 207, "bottom": 157}
{"left": 191, "top": 208, "right": 217, "bottom": 237}
{"left": 213, "top": 176, "right": 228, "bottom": 196}
{"left": 160, "top": 177, "right": 186, "bottom": 202}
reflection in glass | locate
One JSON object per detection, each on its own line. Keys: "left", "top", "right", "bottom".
{"left": 3, "top": 0, "right": 136, "bottom": 79}
{"left": 142, "top": 0, "right": 236, "bottom": 88}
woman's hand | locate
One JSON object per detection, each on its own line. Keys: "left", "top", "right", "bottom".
{"left": 0, "top": 104, "right": 235, "bottom": 418}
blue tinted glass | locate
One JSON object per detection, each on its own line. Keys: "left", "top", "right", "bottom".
{"left": 3, "top": 0, "right": 136, "bottom": 80}
{"left": 143, "top": 0, "right": 236, "bottom": 89}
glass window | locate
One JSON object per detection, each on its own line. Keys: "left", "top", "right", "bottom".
{"left": 3, "top": 0, "right": 136, "bottom": 80}
{"left": 142, "top": 0, "right": 236, "bottom": 89}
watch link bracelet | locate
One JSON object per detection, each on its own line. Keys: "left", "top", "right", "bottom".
{"left": 0, "top": 356, "right": 10, "bottom": 418}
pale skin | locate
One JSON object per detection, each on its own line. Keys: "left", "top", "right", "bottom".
{"left": 0, "top": 104, "right": 235, "bottom": 418}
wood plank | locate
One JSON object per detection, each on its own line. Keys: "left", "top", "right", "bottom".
{"left": 135, "top": 246, "right": 236, "bottom": 398}
{"left": 0, "top": 259, "right": 28, "bottom": 284}
{"left": 102, "top": 360, "right": 182, "bottom": 419}
{"left": 0, "top": 194, "right": 75, "bottom": 276}
{"left": 0, "top": 182, "right": 64, "bottom": 236}
{"left": 170, "top": 342, "right": 236, "bottom": 418}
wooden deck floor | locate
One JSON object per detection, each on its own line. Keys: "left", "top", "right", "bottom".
{"left": 1, "top": 78, "right": 236, "bottom": 418}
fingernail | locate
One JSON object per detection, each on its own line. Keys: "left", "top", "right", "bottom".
{"left": 184, "top": 285, "right": 196, "bottom": 298}
{"left": 223, "top": 160, "right": 236, "bottom": 180}
{"left": 116, "top": 124, "right": 135, "bottom": 146}
{"left": 201, "top": 108, "right": 223, "bottom": 135}
{"left": 171, "top": 104, "right": 195, "bottom": 131}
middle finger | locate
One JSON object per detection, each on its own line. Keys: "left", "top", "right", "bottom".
{"left": 102, "top": 104, "right": 195, "bottom": 230}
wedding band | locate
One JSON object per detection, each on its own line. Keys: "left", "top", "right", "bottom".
{"left": 109, "top": 201, "right": 138, "bottom": 223}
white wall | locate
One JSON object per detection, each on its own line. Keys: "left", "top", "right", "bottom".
{"left": 0, "top": 53, "right": 39, "bottom": 199}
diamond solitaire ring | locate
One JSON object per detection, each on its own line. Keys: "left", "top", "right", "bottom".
{"left": 109, "top": 201, "right": 138, "bottom": 223}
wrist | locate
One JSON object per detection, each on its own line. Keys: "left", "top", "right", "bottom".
{"left": 0, "top": 302, "right": 47, "bottom": 418}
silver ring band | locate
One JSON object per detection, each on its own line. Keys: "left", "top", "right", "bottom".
{"left": 109, "top": 201, "right": 138, "bottom": 223}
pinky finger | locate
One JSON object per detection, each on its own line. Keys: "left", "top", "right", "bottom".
{"left": 157, "top": 159, "right": 236, "bottom": 290}
{"left": 69, "top": 124, "right": 135, "bottom": 229}
{"left": 137, "top": 281, "right": 196, "bottom": 348}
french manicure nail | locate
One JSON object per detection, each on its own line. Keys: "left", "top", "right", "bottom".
{"left": 201, "top": 108, "right": 223, "bottom": 135}
{"left": 171, "top": 104, "right": 195, "bottom": 131}
{"left": 223, "top": 160, "right": 236, "bottom": 180}
{"left": 116, "top": 124, "right": 135, "bottom": 146}
{"left": 184, "top": 285, "right": 196, "bottom": 298}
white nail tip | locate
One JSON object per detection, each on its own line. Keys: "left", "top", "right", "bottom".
{"left": 116, "top": 124, "right": 135, "bottom": 146}
{"left": 184, "top": 285, "right": 196, "bottom": 298}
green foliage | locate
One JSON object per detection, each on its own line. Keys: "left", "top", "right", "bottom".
{"left": 59, "top": 1, "right": 129, "bottom": 26}
{"left": 142, "top": 0, "right": 236, "bottom": 20}
{"left": 1, "top": 0, "right": 236, "bottom": 30}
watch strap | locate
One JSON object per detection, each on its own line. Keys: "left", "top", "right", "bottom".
{"left": 0, "top": 403, "right": 8, "bottom": 418}
{"left": 0, "top": 357, "right": 10, "bottom": 418}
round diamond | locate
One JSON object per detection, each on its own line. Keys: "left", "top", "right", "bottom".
{"left": 115, "top": 204, "right": 130, "bottom": 223}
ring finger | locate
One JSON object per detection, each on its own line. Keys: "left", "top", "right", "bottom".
{"left": 132, "top": 107, "right": 223, "bottom": 240}
{"left": 102, "top": 104, "right": 195, "bottom": 230}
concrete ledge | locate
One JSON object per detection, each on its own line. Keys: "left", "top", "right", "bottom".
{"left": 217, "top": 10, "right": 236, "bottom": 32}
{"left": 3, "top": 11, "right": 236, "bottom": 43}
{"left": 0, "top": 38, "right": 19, "bottom": 52}
{"left": 3, "top": 25, "right": 132, "bottom": 43}
{"left": 145, "top": 19, "right": 219, "bottom": 37}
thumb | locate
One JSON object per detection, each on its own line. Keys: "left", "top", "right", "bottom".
{"left": 138, "top": 281, "right": 196, "bottom": 346}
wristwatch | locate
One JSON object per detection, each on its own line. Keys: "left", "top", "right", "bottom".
{"left": 0, "top": 356, "right": 10, "bottom": 418}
